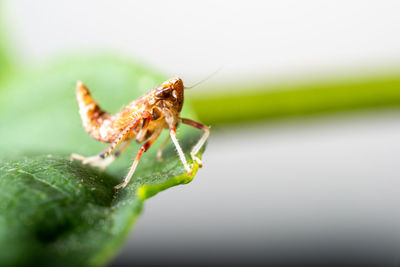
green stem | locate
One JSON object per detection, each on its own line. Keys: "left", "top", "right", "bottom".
{"left": 191, "top": 72, "right": 400, "bottom": 125}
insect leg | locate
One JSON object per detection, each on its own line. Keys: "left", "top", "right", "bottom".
{"left": 98, "top": 112, "right": 151, "bottom": 160}
{"left": 180, "top": 118, "right": 210, "bottom": 167}
{"left": 92, "top": 139, "right": 133, "bottom": 170}
{"left": 113, "top": 139, "right": 133, "bottom": 158}
{"left": 169, "top": 126, "right": 192, "bottom": 174}
{"left": 156, "top": 134, "right": 171, "bottom": 162}
{"left": 114, "top": 128, "right": 162, "bottom": 191}
{"left": 71, "top": 112, "right": 151, "bottom": 168}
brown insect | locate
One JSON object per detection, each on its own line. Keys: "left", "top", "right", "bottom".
{"left": 70, "top": 77, "right": 210, "bottom": 191}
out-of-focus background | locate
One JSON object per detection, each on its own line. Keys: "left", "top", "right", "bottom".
{"left": 4, "top": 0, "right": 400, "bottom": 265}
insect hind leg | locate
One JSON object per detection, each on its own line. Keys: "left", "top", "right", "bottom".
{"left": 71, "top": 139, "right": 134, "bottom": 170}
{"left": 70, "top": 153, "right": 109, "bottom": 170}
{"left": 71, "top": 112, "right": 151, "bottom": 170}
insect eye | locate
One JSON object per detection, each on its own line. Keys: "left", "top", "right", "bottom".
{"left": 155, "top": 88, "right": 172, "bottom": 99}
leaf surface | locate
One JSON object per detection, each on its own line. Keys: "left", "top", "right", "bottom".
{"left": 0, "top": 56, "right": 204, "bottom": 266}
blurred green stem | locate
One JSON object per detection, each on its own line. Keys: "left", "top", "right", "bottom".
{"left": 192, "top": 72, "right": 400, "bottom": 125}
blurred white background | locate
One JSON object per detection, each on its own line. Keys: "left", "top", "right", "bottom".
{"left": 6, "top": 0, "right": 400, "bottom": 83}
{"left": 5, "top": 0, "right": 400, "bottom": 265}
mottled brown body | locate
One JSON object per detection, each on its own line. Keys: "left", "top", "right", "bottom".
{"left": 77, "top": 78, "right": 184, "bottom": 143}
{"left": 72, "top": 77, "right": 209, "bottom": 191}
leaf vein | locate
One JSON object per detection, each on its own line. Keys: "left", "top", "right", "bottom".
{"left": 17, "top": 169, "right": 72, "bottom": 198}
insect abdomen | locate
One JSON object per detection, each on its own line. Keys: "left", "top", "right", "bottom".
{"left": 76, "top": 81, "right": 118, "bottom": 143}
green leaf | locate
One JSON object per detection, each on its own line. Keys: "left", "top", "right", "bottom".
{"left": 0, "top": 55, "right": 205, "bottom": 266}
{"left": 192, "top": 71, "right": 400, "bottom": 125}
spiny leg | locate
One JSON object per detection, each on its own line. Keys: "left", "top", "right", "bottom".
{"left": 157, "top": 134, "right": 170, "bottom": 162}
{"left": 71, "top": 112, "right": 151, "bottom": 168}
{"left": 70, "top": 122, "right": 138, "bottom": 166}
{"left": 169, "top": 126, "right": 192, "bottom": 174}
{"left": 180, "top": 118, "right": 210, "bottom": 167}
{"left": 92, "top": 139, "right": 133, "bottom": 170}
{"left": 98, "top": 112, "right": 151, "bottom": 160}
{"left": 114, "top": 129, "right": 162, "bottom": 191}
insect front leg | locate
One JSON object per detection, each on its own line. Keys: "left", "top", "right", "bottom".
{"left": 180, "top": 118, "right": 210, "bottom": 167}
{"left": 114, "top": 128, "right": 162, "bottom": 191}
{"left": 169, "top": 126, "right": 192, "bottom": 174}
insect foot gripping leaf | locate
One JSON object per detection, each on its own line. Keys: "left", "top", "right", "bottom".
{"left": 0, "top": 56, "right": 208, "bottom": 266}
{"left": 70, "top": 77, "right": 210, "bottom": 192}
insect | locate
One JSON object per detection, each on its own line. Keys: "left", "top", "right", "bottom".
{"left": 70, "top": 77, "right": 210, "bottom": 191}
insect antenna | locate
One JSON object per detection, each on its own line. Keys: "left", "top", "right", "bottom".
{"left": 184, "top": 67, "right": 222, "bottom": 89}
